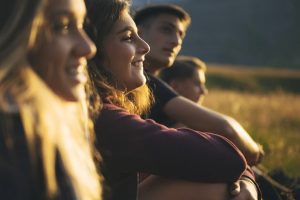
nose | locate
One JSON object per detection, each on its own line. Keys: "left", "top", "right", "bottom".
{"left": 170, "top": 32, "right": 182, "bottom": 47}
{"left": 73, "top": 29, "right": 97, "bottom": 59}
{"left": 137, "top": 36, "right": 150, "bottom": 55}
{"left": 200, "top": 84, "right": 208, "bottom": 95}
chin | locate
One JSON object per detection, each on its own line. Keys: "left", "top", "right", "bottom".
{"left": 129, "top": 79, "right": 146, "bottom": 91}
{"left": 198, "top": 98, "right": 205, "bottom": 105}
{"left": 162, "top": 58, "right": 175, "bottom": 68}
{"left": 62, "top": 87, "right": 85, "bottom": 102}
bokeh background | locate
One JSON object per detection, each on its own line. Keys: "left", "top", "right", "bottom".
{"left": 133, "top": 0, "right": 300, "bottom": 68}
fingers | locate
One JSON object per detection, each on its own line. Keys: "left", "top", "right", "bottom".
{"left": 229, "top": 179, "right": 257, "bottom": 200}
{"left": 229, "top": 181, "right": 240, "bottom": 196}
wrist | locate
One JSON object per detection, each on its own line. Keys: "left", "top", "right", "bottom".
{"left": 255, "top": 143, "right": 265, "bottom": 164}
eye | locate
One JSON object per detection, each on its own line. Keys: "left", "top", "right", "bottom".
{"left": 53, "top": 24, "right": 70, "bottom": 34}
{"left": 123, "top": 35, "right": 133, "bottom": 41}
{"left": 195, "top": 81, "right": 201, "bottom": 86}
{"left": 122, "top": 32, "right": 134, "bottom": 42}
{"left": 160, "top": 26, "right": 172, "bottom": 34}
{"left": 179, "top": 30, "right": 186, "bottom": 39}
{"left": 52, "top": 17, "right": 80, "bottom": 35}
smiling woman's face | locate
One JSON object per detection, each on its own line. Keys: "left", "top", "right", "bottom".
{"left": 102, "top": 9, "right": 150, "bottom": 91}
{"left": 29, "top": 0, "right": 96, "bottom": 101}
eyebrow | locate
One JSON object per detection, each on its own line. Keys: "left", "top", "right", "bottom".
{"left": 159, "top": 21, "right": 177, "bottom": 29}
{"left": 116, "top": 26, "right": 137, "bottom": 34}
{"left": 159, "top": 20, "right": 185, "bottom": 35}
{"left": 50, "top": 10, "right": 86, "bottom": 22}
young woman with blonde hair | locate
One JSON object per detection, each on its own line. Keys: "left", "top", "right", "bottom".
{"left": 0, "top": 0, "right": 102, "bottom": 199}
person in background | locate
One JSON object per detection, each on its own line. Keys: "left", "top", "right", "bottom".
{"left": 0, "top": 0, "right": 102, "bottom": 199}
{"left": 158, "top": 56, "right": 208, "bottom": 128}
{"left": 158, "top": 55, "right": 208, "bottom": 128}
{"left": 134, "top": 4, "right": 264, "bottom": 166}
{"left": 85, "top": 0, "right": 260, "bottom": 200}
{"left": 159, "top": 55, "right": 208, "bottom": 104}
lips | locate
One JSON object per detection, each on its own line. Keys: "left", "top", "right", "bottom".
{"left": 66, "top": 64, "right": 87, "bottom": 84}
{"left": 162, "top": 48, "right": 175, "bottom": 56}
{"left": 132, "top": 59, "right": 144, "bottom": 68}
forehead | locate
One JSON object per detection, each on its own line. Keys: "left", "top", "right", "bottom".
{"left": 151, "top": 13, "right": 186, "bottom": 32}
{"left": 111, "top": 10, "right": 137, "bottom": 33}
{"left": 197, "top": 69, "right": 206, "bottom": 81}
{"left": 46, "top": 0, "right": 86, "bottom": 17}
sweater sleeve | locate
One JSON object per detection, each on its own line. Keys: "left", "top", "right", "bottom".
{"left": 95, "top": 103, "right": 249, "bottom": 183}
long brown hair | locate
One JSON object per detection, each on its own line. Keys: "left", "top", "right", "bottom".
{"left": 85, "top": 0, "right": 153, "bottom": 115}
{"left": 0, "top": 0, "right": 102, "bottom": 199}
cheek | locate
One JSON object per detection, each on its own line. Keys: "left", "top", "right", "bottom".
{"left": 175, "top": 45, "right": 182, "bottom": 53}
{"left": 34, "top": 41, "right": 67, "bottom": 68}
{"left": 30, "top": 46, "right": 52, "bottom": 80}
{"left": 146, "top": 31, "right": 162, "bottom": 46}
{"left": 47, "top": 41, "right": 69, "bottom": 65}
{"left": 187, "top": 84, "right": 198, "bottom": 95}
{"left": 153, "top": 35, "right": 164, "bottom": 47}
{"left": 120, "top": 47, "right": 134, "bottom": 73}
{"left": 34, "top": 43, "right": 69, "bottom": 85}
{"left": 113, "top": 52, "right": 133, "bottom": 76}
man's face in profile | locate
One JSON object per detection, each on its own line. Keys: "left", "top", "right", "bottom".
{"left": 139, "top": 14, "right": 186, "bottom": 69}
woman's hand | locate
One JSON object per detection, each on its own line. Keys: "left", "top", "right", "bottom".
{"left": 229, "top": 178, "right": 259, "bottom": 200}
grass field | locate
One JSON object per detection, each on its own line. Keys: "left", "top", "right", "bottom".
{"left": 206, "top": 64, "right": 300, "bottom": 94}
{"left": 203, "top": 65, "right": 300, "bottom": 177}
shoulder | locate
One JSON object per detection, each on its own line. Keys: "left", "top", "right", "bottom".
{"left": 147, "top": 73, "right": 178, "bottom": 95}
{"left": 0, "top": 112, "right": 39, "bottom": 199}
{"left": 101, "top": 102, "right": 131, "bottom": 117}
{"left": 98, "top": 102, "right": 142, "bottom": 126}
{"left": 95, "top": 102, "right": 167, "bottom": 134}
{"left": 146, "top": 73, "right": 178, "bottom": 109}
{"left": 0, "top": 111, "right": 28, "bottom": 160}
{"left": 0, "top": 112, "right": 24, "bottom": 143}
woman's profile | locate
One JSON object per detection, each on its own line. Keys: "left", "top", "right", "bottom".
{"left": 84, "top": 0, "right": 260, "bottom": 200}
{"left": 0, "top": 0, "right": 102, "bottom": 199}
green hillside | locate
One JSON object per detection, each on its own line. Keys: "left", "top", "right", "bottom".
{"left": 206, "top": 64, "right": 300, "bottom": 94}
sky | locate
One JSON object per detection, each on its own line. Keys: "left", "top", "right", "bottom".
{"left": 132, "top": 0, "right": 182, "bottom": 7}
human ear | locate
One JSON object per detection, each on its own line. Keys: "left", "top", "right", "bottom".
{"left": 169, "top": 80, "right": 181, "bottom": 91}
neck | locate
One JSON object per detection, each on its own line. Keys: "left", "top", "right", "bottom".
{"left": 145, "top": 58, "right": 163, "bottom": 75}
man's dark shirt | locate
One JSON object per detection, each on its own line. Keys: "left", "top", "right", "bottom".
{"left": 145, "top": 72, "right": 178, "bottom": 126}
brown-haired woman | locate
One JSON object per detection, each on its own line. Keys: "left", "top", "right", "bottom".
{"left": 85, "top": 0, "right": 260, "bottom": 200}
{"left": 0, "top": 0, "right": 102, "bottom": 199}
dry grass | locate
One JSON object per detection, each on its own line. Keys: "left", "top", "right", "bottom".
{"left": 208, "top": 64, "right": 300, "bottom": 78}
{"left": 203, "top": 89, "right": 300, "bottom": 177}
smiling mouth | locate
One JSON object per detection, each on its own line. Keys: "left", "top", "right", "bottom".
{"left": 132, "top": 60, "right": 144, "bottom": 68}
{"left": 66, "top": 65, "right": 87, "bottom": 84}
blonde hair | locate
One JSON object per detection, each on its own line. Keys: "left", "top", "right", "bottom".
{"left": 0, "top": 0, "right": 102, "bottom": 199}
{"left": 90, "top": 68, "right": 153, "bottom": 115}
{"left": 113, "top": 84, "right": 153, "bottom": 115}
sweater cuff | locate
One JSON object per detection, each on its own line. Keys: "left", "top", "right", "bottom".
{"left": 241, "top": 165, "right": 256, "bottom": 181}
{"left": 240, "top": 176, "right": 262, "bottom": 200}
